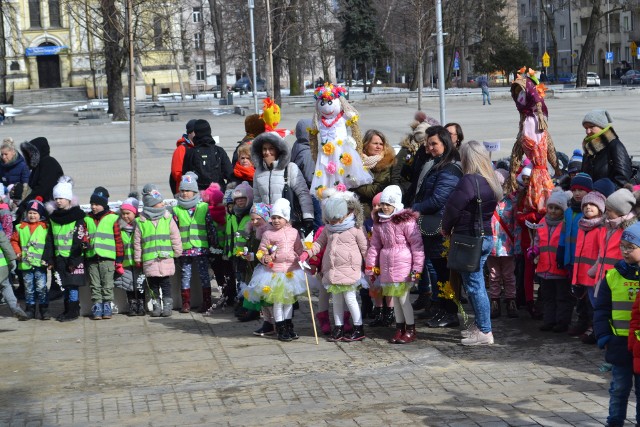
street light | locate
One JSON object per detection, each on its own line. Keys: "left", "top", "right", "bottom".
{"left": 607, "top": 0, "right": 612, "bottom": 86}
{"left": 435, "top": 0, "right": 446, "bottom": 124}
{"left": 248, "top": 0, "right": 258, "bottom": 113}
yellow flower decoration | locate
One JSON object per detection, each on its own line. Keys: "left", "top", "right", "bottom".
{"left": 337, "top": 139, "right": 343, "bottom": 146}
{"left": 340, "top": 153, "right": 353, "bottom": 166}
{"left": 304, "top": 241, "right": 313, "bottom": 250}
{"left": 440, "top": 237, "right": 450, "bottom": 258}
{"left": 235, "top": 249, "right": 244, "bottom": 257}
{"left": 262, "top": 286, "right": 271, "bottom": 294}
{"left": 373, "top": 266, "right": 381, "bottom": 275}
{"left": 309, "top": 128, "right": 319, "bottom": 136}
{"left": 243, "top": 290, "right": 250, "bottom": 299}
{"left": 437, "top": 280, "right": 468, "bottom": 325}
{"left": 315, "top": 185, "right": 325, "bottom": 198}
{"left": 345, "top": 115, "right": 359, "bottom": 127}
{"left": 338, "top": 167, "right": 345, "bottom": 175}
{"left": 286, "top": 271, "right": 294, "bottom": 279}
{"left": 322, "top": 142, "right": 335, "bottom": 156}
{"left": 256, "top": 250, "right": 265, "bottom": 260}
{"left": 315, "top": 170, "right": 323, "bottom": 178}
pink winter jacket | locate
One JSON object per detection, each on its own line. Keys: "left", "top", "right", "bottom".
{"left": 259, "top": 224, "right": 303, "bottom": 272}
{"left": 308, "top": 225, "right": 368, "bottom": 286}
{"left": 133, "top": 211, "right": 183, "bottom": 277}
{"left": 366, "top": 209, "right": 425, "bottom": 283}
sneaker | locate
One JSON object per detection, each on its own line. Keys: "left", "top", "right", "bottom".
{"left": 253, "top": 321, "right": 275, "bottom": 336}
{"left": 102, "top": 302, "right": 112, "bottom": 319}
{"left": 91, "top": 303, "right": 103, "bottom": 320}
{"left": 461, "top": 330, "right": 494, "bottom": 346}
{"left": 461, "top": 323, "right": 478, "bottom": 338}
{"left": 580, "top": 327, "right": 596, "bottom": 344}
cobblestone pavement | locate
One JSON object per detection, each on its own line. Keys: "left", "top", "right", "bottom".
{"left": 0, "top": 292, "right": 624, "bottom": 426}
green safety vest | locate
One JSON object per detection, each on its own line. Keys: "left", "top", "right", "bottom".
{"left": 138, "top": 216, "right": 174, "bottom": 262}
{"left": 85, "top": 213, "right": 118, "bottom": 259}
{"left": 224, "top": 214, "right": 251, "bottom": 258}
{"left": 121, "top": 224, "right": 136, "bottom": 268}
{"left": 608, "top": 268, "right": 640, "bottom": 337}
{"left": 50, "top": 221, "right": 77, "bottom": 257}
{"left": 174, "top": 203, "right": 209, "bottom": 251}
{"left": 17, "top": 224, "right": 48, "bottom": 270}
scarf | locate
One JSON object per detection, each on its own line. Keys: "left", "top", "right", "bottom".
{"left": 177, "top": 194, "right": 201, "bottom": 210}
{"left": 326, "top": 213, "right": 356, "bottom": 234}
{"left": 209, "top": 204, "right": 226, "bottom": 226}
{"left": 545, "top": 215, "right": 563, "bottom": 227}
{"left": 582, "top": 125, "right": 613, "bottom": 156}
{"left": 362, "top": 153, "right": 383, "bottom": 170}
{"left": 233, "top": 204, "right": 251, "bottom": 217}
{"left": 142, "top": 206, "right": 166, "bottom": 221}
{"left": 605, "top": 212, "right": 636, "bottom": 230}
{"left": 234, "top": 162, "right": 255, "bottom": 181}
{"left": 570, "top": 198, "right": 582, "bottom": 213}
{"left": 578, "top": 215, "right": 603, "bottom": 232}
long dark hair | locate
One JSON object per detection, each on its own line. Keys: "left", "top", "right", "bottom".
{"left": 426, "top": 125, "right": 459, "bottom": 170}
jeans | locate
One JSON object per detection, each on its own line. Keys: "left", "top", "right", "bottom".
{"left": 0, "top": 277, "right": 20, "bottom": 312}
{"left": 418, "top": 257, "right": 437, "bottom": 295}
{"left": 23, "top": 267, "right": 48, "bottom": 305}
{"left": 481, "top": 87, "right": 491, "bottom": 104}
{"left": 180, "top": 256, "right": 211, "bottom": 290}
{"left": 459, "top": 235, "right": 493, "bottom": 333}
{"left": 608, "top": 363, "right": 640, "bottom": 426}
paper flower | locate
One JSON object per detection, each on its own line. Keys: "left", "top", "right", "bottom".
{"left": 322, "top": 142, "right": 335, "bottom": 155}
{"left": 262, "top": 286, "right": 271, "bottom": 294}
{"left": 335, "top": 183, "right": 347, "bottom": 192}
{"left": 285, "top": 271, "right": 294, "bottom": 279}
{"left": 337, "top": 140, "right": 343, "bottom": 146}
{"left": 309, "top": 128, "right": 319, "bottom": 136}
{"left": 315, "top": 170, "right": 323, "bottom": 177}
{"left": 256, "top": 250, "right": 265, "bottom": 260}
{"left": 243, "top": 290, "right": 250, "bottom": 299}
{"left": 345, "top": 115, "right": 359, "bottom": 127}
{"left": 373, "top": 266, "right": 381, "bottom": 275}
{"left": 326, "top": 161, "right": 337, "bottom": 175}
{"left": 303, "top": 232, "right": 314, "bottom": 249}
{"left": 338, "top": 167, "right": 345, "bottom": 175}
{"left": 315, "top": 185, "right": 325, "bottom": 198}
{"left": 340, "top": 153, "right": 352, "bottom": 166}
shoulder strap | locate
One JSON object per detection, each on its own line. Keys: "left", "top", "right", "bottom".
{"left": 493, "top": 211, "right": 514, "bottom": 242}
{"left": 283, "top": 163, "right": 289, "bottom": 184}
{"left": 475, "top": 177, "right": 484, "bottom": 237}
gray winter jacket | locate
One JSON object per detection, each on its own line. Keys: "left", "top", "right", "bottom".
{"left": 0, "top": 231, "right": 16, "bottom": 282}
{"left": 290, "top": 119, "right": 314, "bottom": 187}
{"left": 251, "top": 133, "right": 314, "bottom": 220}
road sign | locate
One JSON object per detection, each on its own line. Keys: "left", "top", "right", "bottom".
{"left": 542, "top": 52, "right": 550, "bottom": 67}
{"left": 606, "top": 51, "right": 614, "bottom": 63}
{"left": 385, "top": 65, "right": 391, "bottom": 73}
{"left": 453, "top": 51, "right": 460, "bottom": 71}
{"left": 631, "top": 41, "right": 637, "bottom": 52}
{"left": 637, "top": 47, "right": 640, "bottom": 59}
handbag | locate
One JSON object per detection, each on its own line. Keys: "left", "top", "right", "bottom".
{"left": 281, "top": 164, "right": 303, "bottom": 228}
{"left": 447, "top": 177, "right": 485, "bottom": 273}
{"left": 417, "top": 214, "right": 442, "bottom": 236}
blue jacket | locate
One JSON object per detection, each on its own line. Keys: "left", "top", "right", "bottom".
{"left": 557, "top": 204, "right": 582, "bottom": 268}
{"left": 0, "top": 152, "right": 29, "bottom": 198}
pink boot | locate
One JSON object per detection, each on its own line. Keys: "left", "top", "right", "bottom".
{"left": 316, "top": 310, "right": 331, "bottom": 335}
{"left": 343, "top": 311, "right": 353, "bottom": 334}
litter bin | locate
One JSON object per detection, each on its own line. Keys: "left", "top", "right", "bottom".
{"left": 227, "top": 92, "right": 234, "bottom": 106}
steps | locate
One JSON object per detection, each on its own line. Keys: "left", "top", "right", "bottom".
{"left": 13, "top": 87, "right": 88, "bottom": 106}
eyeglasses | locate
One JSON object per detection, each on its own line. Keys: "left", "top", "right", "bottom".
{"left": 620, "top": 244, "right": 640, "bottom": 253}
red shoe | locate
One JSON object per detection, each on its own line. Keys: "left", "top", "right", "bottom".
{"left": 389, "top": 323, "right": 406, "bottom": 344}
{"left": 397, "top": 324, "right": 416, "bottom": 344}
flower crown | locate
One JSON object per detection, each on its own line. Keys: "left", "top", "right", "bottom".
{"left": 313, "top": 83, "right": 347, "bottom": 101}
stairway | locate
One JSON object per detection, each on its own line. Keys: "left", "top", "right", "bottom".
{"left": 13, "top": 87, "right": 88, "bottom": 106}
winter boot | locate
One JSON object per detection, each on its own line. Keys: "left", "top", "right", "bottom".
{"left": 199, "top": 288, "right": 212, "bottom": 313}
{"left": 412, "top": 293, "right": 431, "bottom": 310}
{"left": 382, "top": 307, "right": 395, "bottom": 327}
{"left": 39, "top": 304, "right": 51, "bottom": 320}
{"left": 102, "top": 302, "right": 112, "bottom": 320}
{"left": 91, "top": 302, "right": 103, "bottom": 320}
{"left": 24, "top": 304, "right": 36, "bottom": 320}
{"left": 137, "top": 299, "right": 146, "bottom": 316}
{"left": 490, "top": 298, "right": 501, "bottom": 319}
{"left": 253, "top": 321, "right": 275, "bottom": 336}
{"left": 368, "top": 307, "right": 385, "bottom": 327}
{"left": 13, "top": 305, "right": 29, "bottom": 321}
{"left": 161, "top": 298, "right": 173, "bottom": 317}
{"left": 56, "top": 300, "right": 69, "bottom": 321}
{"left": 397, "top": 324, "right": 417, "bottom": 344}
{"left": 343, "top": 311, "right": 353, "bottom": 334}
{"left": 526, "top": 301, "right": 542, "bottom": 320}
{"left": 328, "top": 325, "right": 344, "bottom": 342}
{"left": 316, "top": 310, "right": 331, "bottom": 335}
{"left": 276, "top": 321, "right": 292, "bottom": 342}
{"left": 180, "top": 289, "right": 191, "bottom": 313}
{"left": 59, "top": 301, "right": 80, "bottom": 322}
{"left": 506, "top": 299, "right": 519, "bottom": 318}
{"left": 286, "top": 319, "right": 299, "bottom": 340}
{"left": 127, "top": 298, "right": 138, "bottom": 316}
{"left": 347, "top": 324, "right": 365, "bottom": 342}
{"left": 150, "top": 299, "right": 162, "bottom": 317}
{"left": 389, "top": 323, "right": 406, "bottom": 344}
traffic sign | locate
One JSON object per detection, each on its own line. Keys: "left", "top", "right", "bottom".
{"left": 542, "top": 52, "right": 550, "bottom": 67}
{"left": 606, "top": 51, "right": 614, "bottom": 63}
{"left": 453, "top": 51, "right": 460, "bottom": 71}
{"left": 631, "top": 41, "right": 637, "bottom": 52}
{"left": 385, "top": 65, "right": 391, "bottom": 73}
{"left": 637, "top": 46, "right": 640, "bottom": 59}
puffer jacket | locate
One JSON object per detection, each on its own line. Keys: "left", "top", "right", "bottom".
{"left": 258, "top": 223, "right": 303, "bottom": 273}
{"left": 0, "top": 151, "right": 29, "bottom": 199}
{"left": 366, "top": 209, "right": 424, "bottom": 283}
{"left": 18, "top": 137, "right": 63, "bottom": 220}
{"left": 582, "top": 128, "right": 632, "bottom": 189}
{"left": 133, "top": 211, "right": 182, "bottom": 277}
{"left": 442, "top": 174, "right": 499, "bottom": 237}
{"left": 309, "top": 223, "right": 368, "bottom": 286}
{"left": 0, "top": 231, "right": 16, "bottom": 283}
{"left": 251, "top": 133, "right": 313, "bottom": 220}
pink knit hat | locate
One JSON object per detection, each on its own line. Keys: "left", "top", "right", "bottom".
{"left": 372, "top": 192, "right": 382, "bottom": 207}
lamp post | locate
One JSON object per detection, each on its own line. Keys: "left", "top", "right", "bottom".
{"left": 126, "top": 0, "right": 137, "bottom": 192}
{"left": 607, "top": 0, "right": 612, "bottom": 86}
{"left": 248, "top": 0, "right": 258, "bottom": 113}
{"left": 435, "top": 0, "right": 446, "bottom": 124}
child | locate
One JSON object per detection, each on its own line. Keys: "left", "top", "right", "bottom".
{"left": 366, "top": 185, "right": 424, "bottom": 344}
{"left": 85, "top": 186, "right": 124, "bottom": 320}
{"left": 134, "top": 184, "right": 182, "bottom": 317}
{"left": 531, "top": 190, "right": 572, "bottom": 332}
{"left": 301, "top": 196, "right": 368, "bottom": 342}
{"left": 114, "top": 194, "right": 145, "bottom": 316}
{"left": 572, "top": 189, "right": 606, "bottom": 343}
{"left": 596, "top": 223, "right": 640, "bottom": 427}
{"left": 173, "top": 172, "right": 213, "bottom": 313}
{"left": 48, "top": 176, "right": 87, "bottom": 322}
{"left": 245, "top": 198, "right": 306, "bottom": 342}
{"left": 11, "top": 198, "right": 53, "bottom": 320}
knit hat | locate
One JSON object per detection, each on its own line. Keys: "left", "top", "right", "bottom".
{"left": 606, "top": 189, "right": 636, "bottom": 216}
{"left": 223, "top": 189, "right": 234, "bottom": 205}
{"left": 593, "top": 178, "right": 616, "bottom": 198}
{"left": 52, "top": 176, "right": 74, "bottom": 201}
{"left": 193, "top": 119, "right": 212, "bottom": 137}
{"left": 250, "top": 203, "right": 271, "bottom": 223}
{"left": 582, "top": 109, "right": 612, "bottom": 129}
{"left": 179, "top": 172, "right": 199, "bottom": 192}
{"left": 271, "top": 198, "right": 291, "bottom": 221}
{"left": 26, "top": 197, "right": 47, "bottom": 219}
{"left": 380, "top": 185, "right": 404, "bottom": 213}
{"left": 568, "top": 149, "right": 583, "bottom": 173}
{"left": 232, "top": 181, "right": 254, "bottom": 205}
{"left": 201, "top": 183, "right": 223, "bottom": 205}
{"left": 495, "top": 168, "right": 509, "bottom": 186}
{"left": 570, "top": 172, "right": 593, "bottom": 192}
{"left": 372, "top": 192, "right": 382, "bottom": 207}
{"left": 582, "top": 191, "right": 606, "bottom": 213}
{"left": 90, "top": 186, "right": 110, "bottom": 209}
{"left": 186, "top": 119, "right": 198, "bottom": 134}
{"left": 142, "top": 183, "right": 164, "bottom": 208}
{"left": 323, "top": 197, "right": 348, "bottom": 221}
{"left": 120, "top": 194, "right": 140, "bottom": 215}
{"left": 622, "top": 222, "right": 640, "bottom": 248}
{"left": 547, "top": 189, "right": 570, "bottom": 211}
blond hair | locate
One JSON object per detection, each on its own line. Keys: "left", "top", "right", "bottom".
{"left": 460, "top": 140, "right": 503, "bottom": 201}
{"left": 1, "top": 137, "right": 15, "bottom": 152}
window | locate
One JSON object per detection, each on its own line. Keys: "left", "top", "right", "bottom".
{"left": 521, "top": 4, "right": 526, "bottom": 15}
{"left": 49, "top": 0, "right": 61, "bottom": 27}
{"left": 196, "top": 64, "right": 205, "bottom": 81}
{"left": 532, "top": 28, "right": 537, "bottom": 41}
{"left": 10, "top": 61, "right": 20, "bottom": 71}
{"left": 153, "top": 17, "right": 163, "bottom": 49}
{"left": 625, "top": 47, "right": 630, "bottom": 61}
{"left": 590, "top": 49, "right": 595, "bottom": 65}
{"left": 521, "top": 29, "right": 528, "bottom": 41}
{"left": 194, "top": 33, "right": 202, "bottom": 50}
{"left": 573, "top": 22, "right": 578, "bottom": 36}
{"left": 29, "top": 0, "right": 41, "bottom": 28}
{"left": 193, "top": 7, "right": 202, "bottom": 23}
{"left": 560, "top": 25, "right": 566, "bottom": 39}
{"left": 623, "top": 16, "right": 630, "bottom": 31}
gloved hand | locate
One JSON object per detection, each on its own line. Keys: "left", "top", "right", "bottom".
{"left": 526, "top": 247, "right": 540, "bottom": 261}
{"left": 9, "top": 260, "right": 16, "bottom": 274}
{"left": 587, "top": 264, "right": 597, "bottom": 279}
{"left": 301, "top": 219, "right": 314, "bottom": 235}
{"left": 299, "top": 252, "right": 309, "bottom": 263}
{"left": 115, "top": 263, "right": 125, "bottom": 275}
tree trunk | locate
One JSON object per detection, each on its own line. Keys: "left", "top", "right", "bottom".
{"left": 576, "top": 2, "right": 601, "bottom": 87}
{"left": 207, "top": 0, "right": 227, "bottom": 98}
{"left": 100, "top": 0, "right": 127, "bottom": 121}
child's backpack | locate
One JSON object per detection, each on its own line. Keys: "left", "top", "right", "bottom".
{"left": 190, "top": 144, "right": 221, "bottom": 190}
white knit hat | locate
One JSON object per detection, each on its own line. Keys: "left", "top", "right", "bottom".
{"left": 271, "top": 198, "right": 291, "bottom": 222}
{"left": 52, "top": 176, "right": 74, "bottom": 201}
{"left": 380, "top": 185, "right": 404, "bottom": 213}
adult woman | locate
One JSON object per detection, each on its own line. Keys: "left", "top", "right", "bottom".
{"left": 231, "top": 142, "right": 255, "bottom": 187}
{"left": 251, "top": 132, "right": 314, "bottom": 232}
{"left": 442, "top": 140, "right": 501, "bottom": 345}
{"left": 0, "top": 138, "right": 30, "bottom": 204}
{"left": 352, "top": 129, "right": 396, "bottom": 218}
{"left": 411, "top": 126, "right": 463, "bottom": 328}
{"left": 445, "top": 123, "right": 464, "bottom": 149}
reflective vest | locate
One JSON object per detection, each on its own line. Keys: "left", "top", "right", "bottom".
{"left": 536, "top": 219, "right": 566, "bottom": 276}
{"left": 138, "top": 216, "right": 174, "bottom": 262}
{"left": 595, "top": 227, "right": 623, "bottom": 284}
{"left": 174, "top": 203, "right": 209, "bottom": 251}
{"left": 85, "top": 213, "right": 118, "bottom": 259}
{"left": 17, "top": 224, "right": 48, "bottom": 270}
{"left": 121, "top": 224, "right": 136, "bottom": 268}
{"left": 607, "top": 268, "right": 640, "bottom": 337}
{"left": 50, "top": 221, "right": 77, "bottom": 257}
{"left": 572, "top": 226, "right": 600, "bottom": 286}
{"left": 224, "top": 214, "right": 251, "bottom": 258}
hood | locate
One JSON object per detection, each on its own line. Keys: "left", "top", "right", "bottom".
{"left": 21, "top": 137, "right": 51, "bottom": 169}
{"left": 374, "top": 208, "right": 419, "bottom": 225}
{"left": 614, "top": 260, "right": 640, "bottom": 281}
{"left": 294, "top": 119, "right": 312, "bottom": 145}
{"left": 371, "top": 146, "right": 397, "bottom": 173}
{"left": 251, "top": 132, "right": 290, "bottom": 172}
{"left": 176, "top": 135, "right": 194, "bottom": 148}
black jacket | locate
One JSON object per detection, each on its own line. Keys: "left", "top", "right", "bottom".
{"left": 442, "top": 174, "right": 498, "bottom": 237}
{"left": 582, "top": 129, "right": 632, "bottom": 189}
{"left": 182, "top": 135, "right": 233, "bottom": 190}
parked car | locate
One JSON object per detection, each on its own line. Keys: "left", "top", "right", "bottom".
{"left": 232, "top": 77, "right": 266, "bottom": 92}
{"left": 586, "top": 72, "right": 601, "bottom": 87}
{"left": 620, "top": 70, "right": 640, "bottom": 85}
{"left": 558, "top": 73, "right": 577, "bottom": 84}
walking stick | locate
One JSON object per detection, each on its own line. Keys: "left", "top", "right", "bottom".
{"left": 299, "top": 261, "right": 319, "bottom": 345}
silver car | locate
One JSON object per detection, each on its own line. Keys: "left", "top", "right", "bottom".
{"left": 586, "top": 72, "right": 600, "bottom": 86}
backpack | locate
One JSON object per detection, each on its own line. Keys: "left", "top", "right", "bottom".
{"left": 189, "top": 144, "right": 221, "bottom": 189}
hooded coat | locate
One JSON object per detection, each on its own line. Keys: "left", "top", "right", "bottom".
{"left": 0, "top": 150, "right": 29, "bottom": 200}
{"left": 289, "top": 118, "right": 314, "bottom": 188}
{"left": 181, "top": 131, "right": 233, "bottom": 190}
{"left": 582, "top": 128, "right": 632, "bottom": 189}
{"left": 18, "top": 137, "right": 63, "bottom": 217}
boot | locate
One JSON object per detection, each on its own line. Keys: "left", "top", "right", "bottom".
{"left": 39, "top": 304, "right": 51, "bottom": 320}
{"left": 328, "top": 325, "right": 344, "bottom": 342}
{"left": 389, "top": 323, "right": 406, "bottom": 344}
{"left": 24, "top": 304, "right": 36, "bottom": 320}
{"left": 316, "top": 310, "right": 331, "bottom": 335}
{"left": 253, "top": 321, "right": 275, "bottom": 336}
{"left": 150, "top": 299, "right": 162, "bottom": 317}
{"left": 382, "top": 307, "right": 395, "bottom": 327}
{"left": 347, "top": 324, "right": 365, "bottom": 341}
{"left": 412, "top": 293, "right": 431, "bottom": 310}
{"left": 180, "top": 289, "right": 191, "bottom": 313}
{"left": 360, "top": 290, "right": 373, "bottom": 319}
{"left": 127, "top": 298, "right": 138, "bottom": 316}
{"left": 526, "top": 301, "right": 542, "bottom": 320}
{"left": 56, "top": 300, "right": 69, "bottom": 321}
{"left": 137, "top": 299, "right": 146, "bottom": 316}
{"left": 161, "top": 298, "right": 173, "bottom": 317}
{"left": 59, "top": 301, "right": 80, "bottom": 322}
{"left": 506, "top": 299, "right": 519, "bottom": 318}
{"left": 418, "top": 299, "right": 442, "bottom": 320}
{"left": 343, "top": 311, "right": 353, "bottom": 334}
{"left": 102, "top": 302, "right": 112, "bottom": 320}
{"left": 490, "top": 298, "right": 501, "bottom": 319}
{"left": 368, "top": 307, "right": 385, "bottom": 327}
{"left": 91, "top": 302, "right": 103, "bottom": 320}
{"left": 199, "top": 288, "right": 212, "bottom": 313}
{"left": 286, "top": 319, "right": 299, "bottom": 340}
{"left": 276, "top": 321, "right": 292, "bottom": 342}
{"left": 397, "top": 324, "right": 417, "bottom": 344}
{"left": 13, "top": 306, "right": 29, "bottom": 321}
